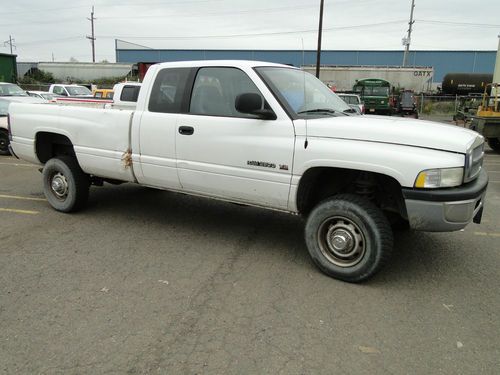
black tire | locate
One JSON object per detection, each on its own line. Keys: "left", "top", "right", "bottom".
{"left": 0, "top": 129, "right": 10, "bottom": 156}
{"left": 42, "top": 156, "right": 90, "bottom": 212}
{"left": 487, "top": 138, "right": 500, "bottom": 153}
{"left": 305, "top": 194, "right": 393, "bottom": 282}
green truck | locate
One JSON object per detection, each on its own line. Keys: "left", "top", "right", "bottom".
{"left": 0, "top": 53, "right": 17, "bottom": 83}
{"left": 353, "top": 78, "right": 393, "bottom": 115}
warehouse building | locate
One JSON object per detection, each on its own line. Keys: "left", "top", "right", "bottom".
{"left": 114, "top": 39, "right": 496, "bottom": 84}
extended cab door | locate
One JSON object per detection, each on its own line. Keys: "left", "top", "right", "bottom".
{"left": 134, "top": 67, "right": 194, "bottom": 189}
{"left": 175, "top": 66, "right": 295, "bottom": 210}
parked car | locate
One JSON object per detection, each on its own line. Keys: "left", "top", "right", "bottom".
{"left": 27, "top": 91, "right": 58, "bottom": 102}
{"left": 0, "top": 96, "right": 45, "bottom": 155}
{"left": 48, "top": 84, "right": 93, "bottom": 98}
{"left": 93, "top": 89, "right": 114, "bottom": 99}
{"left": 8, "top": 60, "right": 488, "bottom": 282}
{"left": 0, "top": 82, "right": 29, "bottom": 97}
{"left": 337, "top": 93, "right": 364, "bottom": 114}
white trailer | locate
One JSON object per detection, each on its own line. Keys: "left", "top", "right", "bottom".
{"left": 303, "top": 65, "right": 434, "bottom": 93}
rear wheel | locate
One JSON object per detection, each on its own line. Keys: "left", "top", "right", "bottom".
{"left": 305, "top": 194, "right": 393, "bottom": 282}
{"left": 42, "top": 156, "right": 90, "bottom": 212}
{"left": 0, "top": 129, "right": 10, "bottom": 156}
{"left": 487, "top": 138, "right": 500, "bottom": 153}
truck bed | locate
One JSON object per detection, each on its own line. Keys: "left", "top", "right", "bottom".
{"left": 9, "top": 103, "right": 136, "bottom": 182}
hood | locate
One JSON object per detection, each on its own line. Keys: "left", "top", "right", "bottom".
{"left": 304, "top": 115, "right": 480, "bottom": 154}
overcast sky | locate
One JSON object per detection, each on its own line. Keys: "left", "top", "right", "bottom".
{"left": 1, "top": 0, "right": 499, "bottom": 62}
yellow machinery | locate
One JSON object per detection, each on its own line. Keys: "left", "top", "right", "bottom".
{"left": 470, "top": 83, "right": 500, "bottom": 152}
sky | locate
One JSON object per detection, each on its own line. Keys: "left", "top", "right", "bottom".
{"left": 1, "top": 0, "right": 499, "bottom": 62}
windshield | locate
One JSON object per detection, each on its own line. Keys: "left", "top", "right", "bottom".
{"left": 0, "top": 83, "right": 28, "bottom": 97}
{"left": 0, "top": 99, "right": 9, "bottom": 116}
{"left": 356, "top": 86, "right": 389, "bottom": 96}
{"left": 66, "top": 86, "right": 92, "bottom": 96}
{"left": 256, "top": 67, "right": 351, "bottom": 117}
{"left": 339, "top": 95, "right": 360, "bottom": 105}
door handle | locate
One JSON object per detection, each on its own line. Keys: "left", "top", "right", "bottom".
{"left": 178, "top": 126, "right": 194, "bottom": 135}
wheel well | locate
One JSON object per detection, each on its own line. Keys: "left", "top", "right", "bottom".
{"left": 296, "top": 167, "right": 407, "bottom": 219}
{"left": 35, "top": 132, "right": 75, "bottom": 164}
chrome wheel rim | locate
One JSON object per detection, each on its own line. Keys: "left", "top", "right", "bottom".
{"left": 50, "top": 172, "right": 69, "bottom": 200}
{"left": 317, "top": 216, "right": 366, "bottom": 267}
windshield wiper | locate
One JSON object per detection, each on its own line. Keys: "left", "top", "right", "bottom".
{"left": 297, "top": 108, "right": 337, "bottom": 115}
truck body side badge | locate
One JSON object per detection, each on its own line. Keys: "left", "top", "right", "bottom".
{"left": 247, "top": 160, "right": 276, "bottom": 169}
{"left": 279, "top": 164, "right": 289, "bottom": 170}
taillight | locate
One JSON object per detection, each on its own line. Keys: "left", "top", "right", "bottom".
{"left": 7, "top": 114, "right": 12, "bottom": 141}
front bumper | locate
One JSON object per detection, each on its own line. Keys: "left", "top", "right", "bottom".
{"left": 402, "top": 169, "right": 488, "bottom": 232}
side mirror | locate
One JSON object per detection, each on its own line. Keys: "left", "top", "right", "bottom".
{"left": 60, "top": 91, "right": 68, "bottom": 97}
{"left": 235, "top": 93, "right": 276, "bottom": 120}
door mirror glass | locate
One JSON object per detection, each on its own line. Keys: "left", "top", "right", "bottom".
{"left": 235, "top": 93, "right": 276, "bottom": 120}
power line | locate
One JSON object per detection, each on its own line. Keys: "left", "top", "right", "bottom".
{"left": 16, "top": 36, "right": 83, "bottom": 47}
{"left": 1, "top": 5, "right": 88, "bottom": 16}
{"left": 99, "top": 20, "right": 406, "bottom": 41}
{"left": 99, "top": 4, "right": 317, "bottom": 19}
{"left": 417, "top": 19, "right": 500, "bottom": 28}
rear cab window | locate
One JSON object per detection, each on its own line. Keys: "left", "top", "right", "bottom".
{"left": 120, "top": 86, "right": 141, "bottom": 102}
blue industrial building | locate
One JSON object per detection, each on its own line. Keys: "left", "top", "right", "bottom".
{"left": 115, "top": 40, "right": 496, "bottom": 82}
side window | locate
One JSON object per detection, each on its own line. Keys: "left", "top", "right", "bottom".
{"left": 148, "top": 68, "right": 191, "bottom": 113}
{"left": 107, "top": 92, "right": 114, "bottom": 99}
{"left": 53, "top": 86, "right": 63, "bottom": 95}
{"left": 120, "top": 86, "right": 140, "bottom": 102}
{"left": 94, "top": 92, "right": 102, "bottom": 98}
{"left": 189, "top": 67, "right": 264, "bottom": 118}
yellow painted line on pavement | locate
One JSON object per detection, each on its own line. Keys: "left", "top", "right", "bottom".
{"left": 0, "top": 208, "right": 39, "bottom": 215}
{"left": 0, "top": 162, "right": 36, "bottom": 167}
{"left": 474, "top": 232, "right": 500, "bottom": 238}
{"left": 0, "top": 194, "right": 45, "bottom": 202}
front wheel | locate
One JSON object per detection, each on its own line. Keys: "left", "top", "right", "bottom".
{"left": 42, "top": 156, "right": 90, "bottom": 212}
{"left": 0, "top": 129, "right": 10, "bottom": 156}
{"left": 305, "top": 194, "right": 393, "bottom": 282}
{"left": 487, "top": 138, "right": 500, "bottom": 153}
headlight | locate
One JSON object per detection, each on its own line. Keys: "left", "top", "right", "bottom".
{"left": 414, "top": 167, "right": 463, "bottom": 188}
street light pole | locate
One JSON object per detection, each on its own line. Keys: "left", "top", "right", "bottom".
{"left": 315, "top": 0, "right": 325, "bottom": 78}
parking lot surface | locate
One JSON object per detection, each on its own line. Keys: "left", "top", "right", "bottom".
{"left": 1, "top": 147, "right": 499, "bottom": 374}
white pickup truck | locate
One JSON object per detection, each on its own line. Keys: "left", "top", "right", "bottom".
{"left": 8, "top": 60, "right": 488, "bottom": 282}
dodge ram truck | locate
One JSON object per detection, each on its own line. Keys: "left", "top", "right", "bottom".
{"left": 8, "top": 60, "right": 488, "bottom": 282}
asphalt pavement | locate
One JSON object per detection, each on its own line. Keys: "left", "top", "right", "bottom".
{"left": 1, "top": 145, "right": 499, "bottom": 374}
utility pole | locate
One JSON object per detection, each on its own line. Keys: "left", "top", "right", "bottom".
{"left": 3, "top": 35, "right": 15, "bottom": 55}
{"left": 86, "top": 6, "right": 96, "bottom": 62}
{"left": 402, "top": 0, "right": 415, "bottom": 67}
{"left": 315, "top": 0, "right": 325, "bottom": 78}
